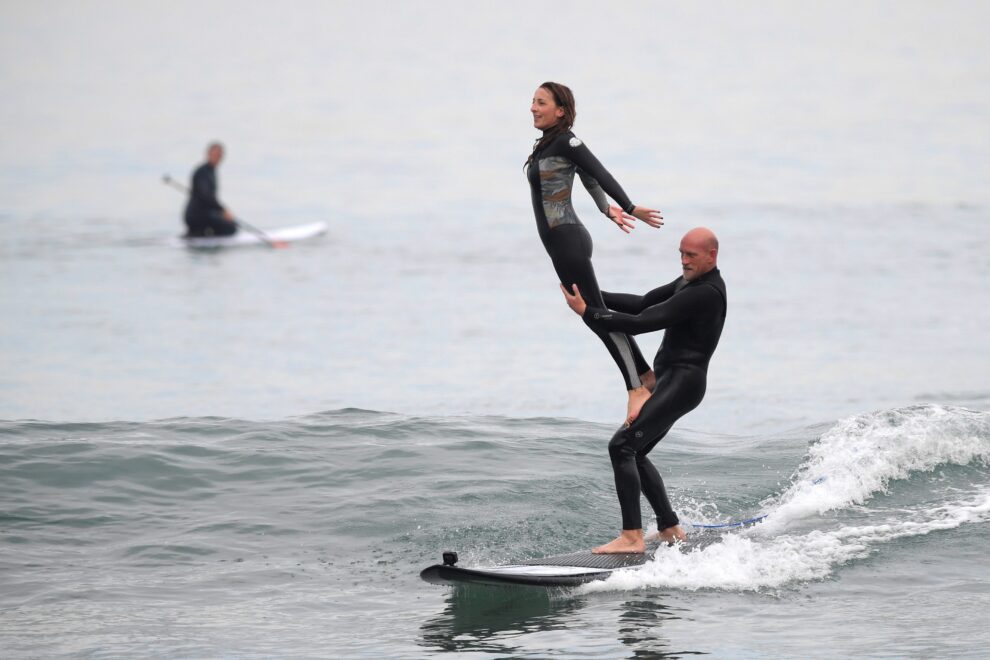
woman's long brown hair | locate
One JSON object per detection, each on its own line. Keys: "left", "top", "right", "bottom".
{"left": 526, "top": 82, "right": 576, "bottom": 168}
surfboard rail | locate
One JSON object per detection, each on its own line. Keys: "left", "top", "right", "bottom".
{"left": 420, "top": 563, "right": 613, "bottom": 588}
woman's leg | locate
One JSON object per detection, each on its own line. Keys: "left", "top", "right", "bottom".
{"left": 547, "top": 226, "right": 651, "bottom": 399}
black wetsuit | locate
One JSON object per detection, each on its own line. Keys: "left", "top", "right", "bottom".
{"left": 184, "top": 163, "right": 236, "bottom": 237}
{"left": 584, "top": 267, "right": 727, "bottom": 531}
{"left": 527, "top": 131, "right": 650, "bottom": 390}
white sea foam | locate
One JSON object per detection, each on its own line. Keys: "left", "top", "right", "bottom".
{"left": 585, "top": 489, "right": 990, "bottom": 593}
{"left": 583, "top": 405, "right": 990, "bottom": 593}
{"left": 766, "top": 405, "right": 990, "bottom": 529}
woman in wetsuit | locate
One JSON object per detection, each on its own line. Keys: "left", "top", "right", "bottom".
{"left": 527, "top": 82, "right": 664, "bottom": 423}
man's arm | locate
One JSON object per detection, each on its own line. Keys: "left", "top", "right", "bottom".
{"left": 582, "top": 285, "right": 717, "bottom": 336}
{"left": 602, "top": 278, "right": 681, "bottom": 314}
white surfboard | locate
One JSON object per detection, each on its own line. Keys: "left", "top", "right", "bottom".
{"left": 421, "top": 547, "right": 658, "bottom": 588}
{"left": 420, "top": 516, "right": 766, "bottom": 588}
{"left": 172, "top": 221, "right": 328, "bottom": 249}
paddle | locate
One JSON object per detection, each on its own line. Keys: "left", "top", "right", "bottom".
{"left": 161, "top": 175, "right": 288, "bottom": 248}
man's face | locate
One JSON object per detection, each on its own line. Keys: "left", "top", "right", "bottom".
{"left": 679, "top": 238, "right": 715, "bottom": 281}
{"left": 207, "top": 145, "right": 224, "bottom": 166}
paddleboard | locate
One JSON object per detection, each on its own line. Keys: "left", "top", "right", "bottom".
{"left": 420, "top": 517, "right": 766, "bottom": 588}
{"left": 172, "top": 221, "right": 328, "bottom": 249}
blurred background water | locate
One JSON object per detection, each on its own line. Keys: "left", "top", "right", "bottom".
{"left": 1, "top": 1, "right": 988, "bottom": 657}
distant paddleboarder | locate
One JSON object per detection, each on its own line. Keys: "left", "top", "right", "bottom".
{"left": 561, "top": 227, "right": 726, "bottom": 554}
{"left": 183, "top": 142, "right": 238, "bottom": 238}
{"left": 526, "top": 82, "right": 664, "bottom": 425}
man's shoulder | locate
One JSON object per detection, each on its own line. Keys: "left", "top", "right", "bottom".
{"left": 697, "top": 268, "right": 724, "bottom": 286}
{"left": 680, "top": 270, "right": 725, "bottom": 299}
{"left": 696, "top": 269, "right": 726, "bottom": 307}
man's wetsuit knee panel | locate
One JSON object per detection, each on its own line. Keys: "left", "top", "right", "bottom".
{"left": 608, "top": 426, "right": 642, "bottom": 460}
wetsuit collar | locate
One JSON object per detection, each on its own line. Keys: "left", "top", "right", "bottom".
{"left": 691, "top": 267, "right": 719, "bottom": 282}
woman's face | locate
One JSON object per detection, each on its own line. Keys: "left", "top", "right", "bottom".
{"left": 531, "top": 87, "right": 564, "bottom": 131}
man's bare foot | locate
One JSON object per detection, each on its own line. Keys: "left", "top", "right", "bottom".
{"left": 640, "top": 370, "right": 656, "bottom": 392}
{"left": 592, "top": 529, "right": 645, "bottom": 554}
{"left": 646, "top": 524, "right": 687, "bottom": 545}
{"left": 626, "top": 386, "right": 652, "bottom": 425}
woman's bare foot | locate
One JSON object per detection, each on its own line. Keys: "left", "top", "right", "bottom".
{"left": 626, "top": 386, "right": 652, "bottom": 425}
{"left": 640, "top": 370, "right": 656, "bottom": 392}
{"left": 592, "top": 529, "right": 645, "bottom": 554}
{"left": 646, "top": 524, "right": 687, "bottom": 545}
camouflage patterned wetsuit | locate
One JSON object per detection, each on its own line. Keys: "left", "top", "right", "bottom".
{"left": 527, "top": 130, "right": 650, "bottom": 389}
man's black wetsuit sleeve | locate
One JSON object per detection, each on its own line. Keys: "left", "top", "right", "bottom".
{"left": 565, "top": 138, "right": 635, "bottom": 214}
{"left": 601, "top": 279, "right": 681, "bottom": 314}
{"left": 585, "top": 284, "right": 717, "bottom": 336}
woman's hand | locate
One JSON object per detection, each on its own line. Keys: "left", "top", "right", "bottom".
{"left": 607, "top": 205, "right": 664, "bottom": 232}
{"left": 560, "top": 283, "right": 587, "bottom": 316}
{"left": 632, "top": 205, "right": 664, "bottom": 228}
{"left": 606, "top": 206, "right": 637, "bottom": 233}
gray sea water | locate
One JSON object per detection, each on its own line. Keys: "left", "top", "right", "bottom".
{"left": 2, "top": 1, "right": 989, "bottom": 657}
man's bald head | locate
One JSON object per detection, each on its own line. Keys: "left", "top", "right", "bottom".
{"left": 206, "top": 142, "right": 225, "bottom": 167}
{"left": 679, "top": 227, "right": 719, "bottom": 281}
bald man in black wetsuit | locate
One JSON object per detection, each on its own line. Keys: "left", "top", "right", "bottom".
{"left": 561, "top": 227, "right": 726, "bottom": 554}
{"left": 184, "top": 142, "right": 238, "bottom": 238}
